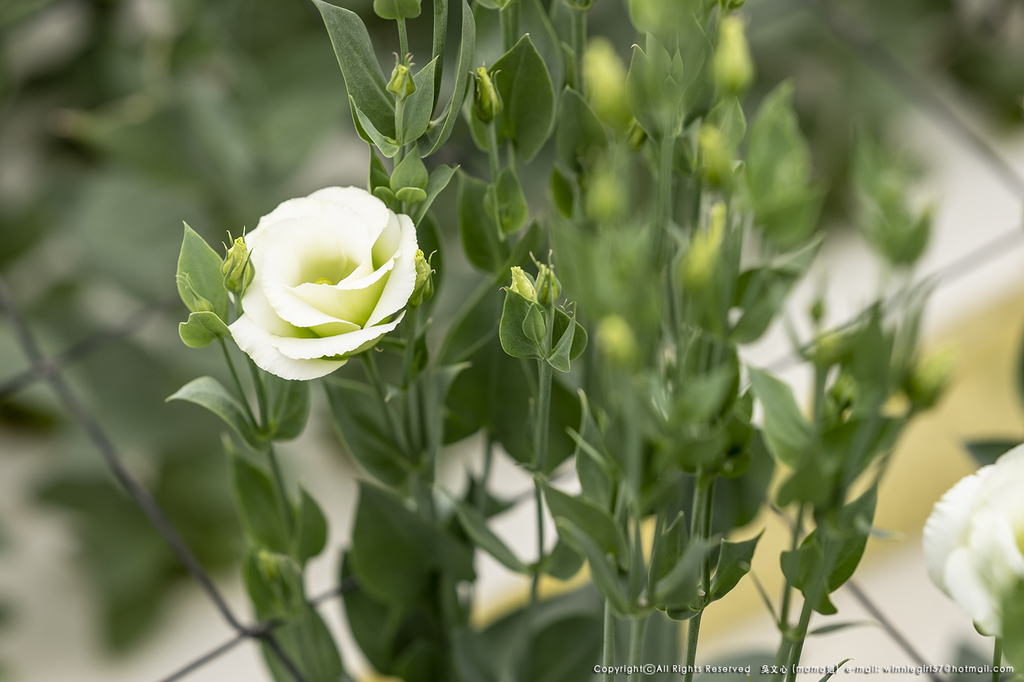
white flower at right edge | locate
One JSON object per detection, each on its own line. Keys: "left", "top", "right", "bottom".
{"left": 924, "top": 443, "right": 1024, "bottom": 635}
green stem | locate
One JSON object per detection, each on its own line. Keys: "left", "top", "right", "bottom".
{"left": 361, "top": 353, "right": 410, "bottom": 457}
{"left": 402, "top": 305, "right": 421, "bottom": 452}
{"left": 683, "top": 470, "right": 715, "bottom": 682}
{"left": 785, "top": 534, "right": 839, "bottom": 681}
{"left": 397, "top": 18, "right": 409, "bottom": 62}
{"left": 486, "top": 121, "right": 501, "bottom": 182}
{"left": 626, "top": 614, "right": 649, "bottom": 682}
{"left": 531, "top": 480, "right": 544, "bottom": 604}
{"left": 265, "top": 443, "right": 294, "bottom": 537}
{"left": 530, "top": 333, "right": 554, "bottom": 604}
{"left": 500, "top": 1, "right": 520, "bottom": 53}
{"left": 246, "top": 358, "right": 269, "bottom": 430}
{"left": 219, "top": 338, "right": 257, "bottom": 428}
{"left": 476, "top": 438, "right": 495, "bottom": 511}
{"left": 774, "top": 505, "right": 805, "bottom": 678}
{"left": 602, "top": 600, "right": 616, "bottom": 682}
{"left": 993, "top": 638, "right": 1002, "bottom": 682}
{"left": 394, "top": 97, "right": 406, "bottom": 164}
{"left": 569, "top": 7, "right": 587, "bottom": 93}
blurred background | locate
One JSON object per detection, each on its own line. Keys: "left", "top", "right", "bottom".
{"left": 1, "top": 0, "right": 1024, "bottom": 679}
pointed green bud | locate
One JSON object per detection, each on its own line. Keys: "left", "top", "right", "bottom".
{"left": 409, "top": 249, "right": 434, "bottom": 308}
{"left": 535, "top": 263, "right": 561, "bottom": 306}
{"left": 583, "top": 37, "right": 630, "bottom": 131}
{"left": 714, "top": 16, "right": 754, "bottom": 95}
{"left": 387, "top": 59, "right": 416, "bottom": 100}
{"left": 510, "top": 266, "right": 536, "bottom": 302}
{"left": 597, "top": 315, "right": 638, "bottom": 367}
{"left": 698, "top": 124, "right": 733, "bottom": 187}
{"left": 473, "top": 67, "right": 501, "bottom": 124}
{"left": 904, "top": 346, "right": 955, "bottom": 410}
{"left": 222, "top": 236, "right": 254, "bottom": 296}
{"left": 681, "top": 203, "right": 726, "bottom": 291}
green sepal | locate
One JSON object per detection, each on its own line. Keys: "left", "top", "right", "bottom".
{"left": 499, "top": 289, "right": 544, "bottom": 360}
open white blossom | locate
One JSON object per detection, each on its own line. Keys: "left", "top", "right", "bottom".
{"left": 229, "top": 187, "right": 417, "bottom": 380}
{"left": 924, "top": 443, "right": 1024, "bottom": 636}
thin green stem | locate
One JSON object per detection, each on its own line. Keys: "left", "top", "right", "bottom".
{"left": 785, "top": 534, "right": 839, "bottom": 682}
{"left": 266, "top": 443, "right": 294, "bottom": 537}
{"left": 777, "top": 505, "right": 805, "bottom": 635}
{"left": 530, "top": 315, "right": 555, "bottom": 604}
{"left": 569, "top": 7, "right": 587, "bottom": 93}
{"left": 361, "top": 353, "right": 410, "bottom": 457}
{"left": 499, "top": 1, "right": 520, "bottom": 53}
{"left": 993, "top": 638, "right": 1002, "bottom": 682}
{"left": 219, "top": 338, "right": 257, "bottom": 428}
{"left": 246, "top": 358, "right": 269, "bottom": 430}
{"left": 683, "top": 471, "right": 715, "bottom": 682}
{"left": 486, "top": 121, "right": 501, "bottom": 182}
{"left": 397, "top": 19, "right": 409, "bottom": 62}
{"left": 476, "top": 438, "right": 496, "bottom": 511}
{"left": 626, "top": 614, "right": 649, "bottom": 682}
{"left": 602, "top": 601, "right": 616, "bottom": 682}
{"left": 531, "top": 480, "right": 544, "bottom": 604}
{"left": 402, "top": 305, "right": 421, "bottom": 453}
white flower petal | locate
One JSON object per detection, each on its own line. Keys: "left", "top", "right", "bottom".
{"left": 945, "top": 546, "right": 1001, "bottom": 635}
{"left": 308, "top": 187, "right": 390, "bottom": 241}
{"left": 229, "top": 315, "right": 346, "bottom": 381}
{"left": 366, "top": 213, "right": 418, "bottom": 327}
{"left": 271, "top": 315, "right": 404, "bottom": 360}
{"left": 924, "top": 466, "right": 988, "bottom": 594}
{"left": 289, "top": 260, "right": 394, "bottom": 327}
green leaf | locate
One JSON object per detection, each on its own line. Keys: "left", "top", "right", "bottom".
{"left": 649, "top": 512, "right": 687, "bottom": 588}
{"left": 391, "top": 150, "right": 429, "bottom": 192}
{"left": 542, "top": 538, "right": 586, "bottom": 580}
{"left": 368, "top": 147, "right": 391, "bottom": 194}
{"left": 653, "top": 540, "right": 708, "bottom": 611}
{"left": 178, "top": 311, "right": 229, "bottom": 349}
{"left": 458, "top": 172, "right": 505, "bottom": 272}
{"left": 167, "top": 377, "right": 262, "bottom": 450}
{"left": 411, "top": 164, "right": 458, "bottom": 224}
{"left": 709, "top": 532, "right": 762, "bottom": 602}
{"left": 556, "top": 88, "right": 608, "bottom": 173}
{"left": 965, "top": 439, "right": 1019, "bottom": 468}
{"left": 262, "top": 604, "right": 345, "bottom": 682}
{"left": 1002, "top": 578, "right": 1024, "bottom": 671}
{"left": 419, "top": 0, "right": 476, "bottom": 157}
{"left": 230, "top": 455, "right": 290, "bottom": 553}
{"left": 351, "top": 97, "right": 401, "bottom": 158}
{"left": 484, "top": 167, "right": 529, "bottom": 235}
{"left": 176, "top": 223, "right": 228, "bottom": 321}
{"left": 549, "top": 307, "right": 588, "bottom": 371}
{"left": 491, "top": 35, "right": 556, "bottom": 162}
{"left": 242, "top": 548, "right": 304, "bottom": 621}
{"left": 543, "top": 483, "right": 629, "bottom": 566}
{"left": 550, "top": 165, "right": 575, "bottom": 217}
{"left": 314, "top": 1, "right": 395, "bottom": 139}
{"left": 324, "top": 379, "right": 409, "bottom": 487}
{"left": 429, "top": 0, "right": 448, "bottom": 109}
{"left": 402, "top": 57, "right": 439, "bottom": 144}
{"left": 449, "top": 495, "right": 527, "bottom": 573}
{"left": 264, "top": 374, "right": 311, "bottom": 441}
{"left": 295, "top": 487, "right": 328, "bottom": 565}
{"left": 748, "top": 368, "right": 812, "bottom": 468}
{"left": 373, "top": 0, "right": 421, "bottom": 20}
{"left": 554, "top": 519, "right": 633, "bottom": 615}
{"left": 349, "top": 482, "right": 475, "bottom": 603}
{"left": 499, "top": 289, "right": 544, "bottom": 360}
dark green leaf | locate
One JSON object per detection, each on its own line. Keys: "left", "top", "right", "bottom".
{"left": 351, "top": 97, "right": 401, "bottom": 157}
{"left": 315, "top": 1, "right": 395, "bottom": 138}
{"left": 549, "top": 307, "right": 587, "bottom": 371}
{"left": 542, "top": 538, "right": 586, "bottom": 580}
{"left": 709, "top": 532, "right": 762, "bottom": 602}
{"left": 459, "top": 173, "right": 505, "bottom": 272}
{"left": 748, "top": 368, "right": 811, "bottom": 468}
{"left": 391, "top": 150, "right": 429, "bottom": 192}
{"left": 491, "top": 35, "right": 556, "bottom": 162}
{"left": 965, "top": 439, "right": 1018, "bottom": 468}
{"left": 230, "top": 454, "right": 290, "bottom": 553}
{"left": 178, "top": 311, "right": 229, "bottom": 349}
{"left": 543, "top": 483, "right": 629, "bottom": 565}
{"left": 449, "top": 495, "right": 527, "bottom": 573}
{"left": 264, "top": 374, "right": 311, "bottom": 441}
{"left": 554, "top": 519, "right": 633, "bottom": 615}
{"left": 485, "top": 167, "right": 529, "bottom": 235}
{"left": 167, "top": 377, "right": 262, "bottom": 450}
{"left": 411, "top": 164, "right": 458, "bottom": 224}
{"left": 653, "top": 540, "right": 709, "bottom": 612}
{"left": 429, "top": 0, "right": 448, "bottom": 108}
{"left": 402, "top": 57, "right": 439, "bottom": 143}
{"left": 296, "top": 487, "right": 328, "bottom": 564}
{"left": 418, "top": 0, "right": 475, "bottom": 157}
{"left": 324, "top": 379, "right": 409, "bottom": 487}
{"left": 176, "top": 223, "right": 228, "bottom": 320}
{"left": 499, "top": 289, "right": 544, "bottom": 359}
{"left": 556, "top": 88, "right": 608, "bottom": 173}
{"left": 262, "top": 604, "right": 345, "bottom": 682}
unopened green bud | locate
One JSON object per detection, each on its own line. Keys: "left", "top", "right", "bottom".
{"left": 829, "top": 372, "right": 857, "bottom": 416}
{"left": 387, "top": 60, "right": 416, "bottom": 99}
{"left": 585, "top": 168, "right": 627, "bottom": 221}
{"left": 681, "top": 203, "right": 726, "bottom": 291}
{"left": 698, "top": 124, "right": 733, "bottom": 187}
{"left": 904, "top": 346, "right": 955, "bottom": 410}
{"left": 714, "top": 16, "right": 754, "bottom": 95}
{"left": 583, "top": 37, "right": 630, "bottom": 131}
{"left": 409, "top": 249, "right": 434, "bottom": 308}
{"left": 597, "top": 315, "right": 638, "bottom": 367}
{"left": 510, "top": 266, "right": 536, "bottom": 301}
{"left": 222, "top": 236, "right": 254, "bottom": 296}
{"left": 473, "top": 67, "right": 501, "bottom": 124}
{"left": 813, "top": 330, "right": 846, "bottom": 367}
{"left": 535, "top": 264, "right": 561, "bottom": 306}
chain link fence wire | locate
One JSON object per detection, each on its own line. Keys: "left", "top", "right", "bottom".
{"left": 1, "top": 3, "right": 1023, "bottom": 680}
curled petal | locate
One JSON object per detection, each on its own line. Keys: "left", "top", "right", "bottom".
{"left": 229, "top": 315, "right": 347, "bottom": 381}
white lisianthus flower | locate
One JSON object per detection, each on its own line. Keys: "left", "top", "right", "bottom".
{"left": 229, "top": 187, "right": 417, "bottom": 381}
{"left": 924, "top": 443, "right": 1024, "bottom": 636}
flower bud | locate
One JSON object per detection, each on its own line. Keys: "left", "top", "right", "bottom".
{"left": 681, "top": 203, "right": 726, "bottom": 291}
{"left": 904, "top": 346, "right": 955, "bottom": 410}
{"left": 698, "top": 124, "right": 733, "bottom": 187}
{"left": 510, "top": 266, "right": 536, "bottom": 301}
{"left": 409, "top": 249, "right": 434, "bottom": 308}
{"left": 714, "top": 16, "right": 754, "bottom": 95}
{"left": 535, "top": 264, "right": 561, "bottom": 306}
{"left": 222, "top": 236, "right": 254, "bottom": 296}
{"left": 583, "top": 37, "right": 630, "bottom": 131}
{"left": 387, "top": 59, "right": 416, "bottom": 100}
{"left": 473, "top": 67, "right": 501, "bottom": 124}
{"left": 597, "top": 315, "right": 638, "bottom": 367}
{"left": 812, "top": 330, "right": 846, "bottom": 368}
{"left": 585, "top": 167, "right": 627, "bottom": 222}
